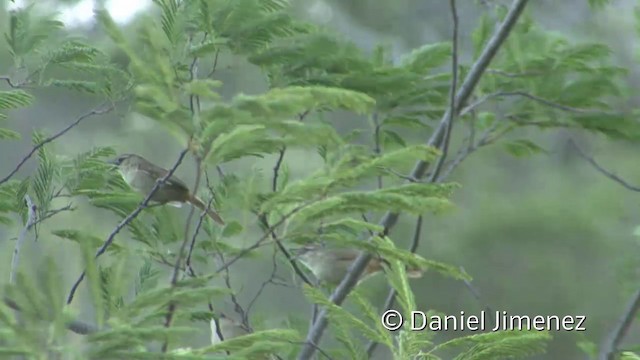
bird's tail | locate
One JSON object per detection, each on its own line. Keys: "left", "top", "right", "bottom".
{"left": 187, "top": 194, "right": 225, "bottom": 225}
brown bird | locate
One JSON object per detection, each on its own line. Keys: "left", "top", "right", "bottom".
{"left": 108, "top": 153, "right": 225, "bottom": 225}
{"left": 293, "top": 243, "right": 423, "bottom": 285}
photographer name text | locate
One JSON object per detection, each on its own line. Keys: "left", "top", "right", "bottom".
{"left": 381, "top": 310, "right": 586, "bottom": 332}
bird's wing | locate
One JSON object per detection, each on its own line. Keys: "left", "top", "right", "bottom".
{"left": 140, "top": 160, "right": 190, "bottom": 191}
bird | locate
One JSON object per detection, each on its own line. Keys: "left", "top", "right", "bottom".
{"left": 210, "top": 313, "right": 251, "bottom": 345}
{"left": 108, "top": 153, "right": 225, "bottom": 225}
{"left": 293, "top": 242, "right": 423, "bottom": 285}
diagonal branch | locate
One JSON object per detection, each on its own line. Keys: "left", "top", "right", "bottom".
{"left": 0, "top": 103, "right": 115, "bottom": 187}
{"left": 569, "top": 139, "right": 640, "bottom": 192}
{"left": 599, "top": 289, "right": 640, "bottom": 360}
{"left": 296, "top": 1, "right": 531, "bottom": 358}
{"left": 66, "top": 148, "right": 190, "bottom": 305}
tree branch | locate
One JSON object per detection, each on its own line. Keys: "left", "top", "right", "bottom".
{"left": 428, "top": 0, "right": 459, "bottom": 183}
{"left": 569, "top": 139, "right": 640, "bottom": 192}
{"left": 599, "top": 289, "right": 640, "bottom": 360}
{"left": 66, "top": 148, "right": 190, "bottom": 305}
{"left": 296, "top": 1, "right": 530, "bottom": 358}
{"left": 0, "top": 103, "right": 115, "bottom": 187}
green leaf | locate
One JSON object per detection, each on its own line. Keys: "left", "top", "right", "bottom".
{"left": 0, "top": 128, "right": 21, "bottom": 140}
{"left": 382, "top": 129, "right": 407, "bottom": 148}
{"left": 52, "top": 229, "right": 123, "bottom": 252}
{"left": 503, "top": 139, "right": 546, "bottom": 157}
{"left": 195, "top": 329, "right": 300, "bottom": 355}
{"left": 288, "top": 183, "right": 456, "bottom": 224}
{"left": 401, "top": 42, "right": 452, "bottom": 74}
{"left": 221, "top": 221, "right": 243, "bottom": 237}
{"left": 0, "top": 90, "right": 34, "bottom": 110}
{"left": 382, "top": 116, "right": 429, "bottom": 130}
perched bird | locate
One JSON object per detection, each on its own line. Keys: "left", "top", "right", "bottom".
{"left": 108, "top": 153, "right": 225, "bottom": 225}
{"left": 210, "top": 313, "right": 251, "bottom": 345}
{"left": 293, "top": 243, "right": 423, "bottom": 285}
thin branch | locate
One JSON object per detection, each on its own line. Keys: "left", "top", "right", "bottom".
{"left": 568, "top": 139, "right": 640, "bottom": 192}
{"left": 245, "top": 243, "right": 280, "bottom": 318}
{"left": 66, "top": 148, "right": 190, "bottom": 305}
{"left": 428, "top": 0, "right": 459, "bottom": 183}
{"left": 459, "top": 91, "right": 618, "bottom": 118}
{"left": 217, "top": 251, "right": 249, "bottom": 326}
{"left": 185, "top": 173, "right": 217, "bottom": 277}
{"left": 31, "top": 204, "right": 74, "bottom": 227}
{"left": 10, "top": 195, "right": 37, "bottom": 284}
{"left": 259, "top": 214, "right": 313, "bottom": 287}
{"left": 272, "top": 147, "right": 286, "bottom": 192}
{"left": 366, "top": 214, "right": 423, "bottom": 357}
{"left": 296, "top": 1, "right": 530, "bottom": 358}
{"left": 439, "top": 114, "right": 504, "bottom": 180}
{"left": 0, "top": 75, "right": 21, "bottom": 88}
{"left": 599, "top": 289, "right": 640, "bottom": 360}
{"left": 459, "top": 266, "right": 495, "bottom": 328}
{"left": 0, "top": 103, "right": 115, "bottom": 187}
{"left": 215, "top": 203, "right": 310, "bottom": 275}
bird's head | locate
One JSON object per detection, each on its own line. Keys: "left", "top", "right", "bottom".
{"left": 107, "top": 153, "right": 140, "bottom": 167}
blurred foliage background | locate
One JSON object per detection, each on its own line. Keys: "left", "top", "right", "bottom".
{"left": 1, "top": 0, "right": 639, "bottom": 359}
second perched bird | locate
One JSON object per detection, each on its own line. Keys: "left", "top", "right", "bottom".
{"left": 294, "top": 243, "right": 424, "bottom": 285}
{"left": 109, "top": 153, "right": 225, "bottom": 225}
{"left": 210, "top": 313, "right": 251, "bottom": 344}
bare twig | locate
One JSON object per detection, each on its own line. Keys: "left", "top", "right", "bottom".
{"left": 459, "top": 91, "right": 618, "bottom": 118}
{"left": 428, "top": 0, "right": 459, "bottom": 183}
{"left": 245, "top": 243, "right": 280, "bottom": 318}
{"left": 185, "top": 173, "right": 218, "bottom": 277}
{"left": 215, "top": 204, "right": 310, "bottom": 275}
{"left": 10, "top": 195, "right": 37, "bottom": 284}
{"left": 365, "top": 214, "right": 423, "bottom": 357}
{"left": 439, "top": 114, "right": 504, "bottom": 180}
{"left": 272, "top": 147, "right": 286, "bottom": 192}
{"left": 217, "top": 251, "right": 249, "bottom": 326}
{"left": 296, "top": 1, "right": 530, "bottom": 358}
{"left": 0, "top": 103, "right": 115, "bottom": 187}
{"left": 31, "top": 204, "right": 74, "bottom": 227}
{"left": 66, "top": 148, "right": 190, "bottom": 305}
{"left": 459, "top": 266, "right": 495, "bottom": 328}
{"left": 569, "top": 139, "right": 640, "bottom": 192}
{"left": 0, "top": 75, "right": 22, "bottom": 88}
{"left": 599, "top": 289, "right": 640, "bottom": 360}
